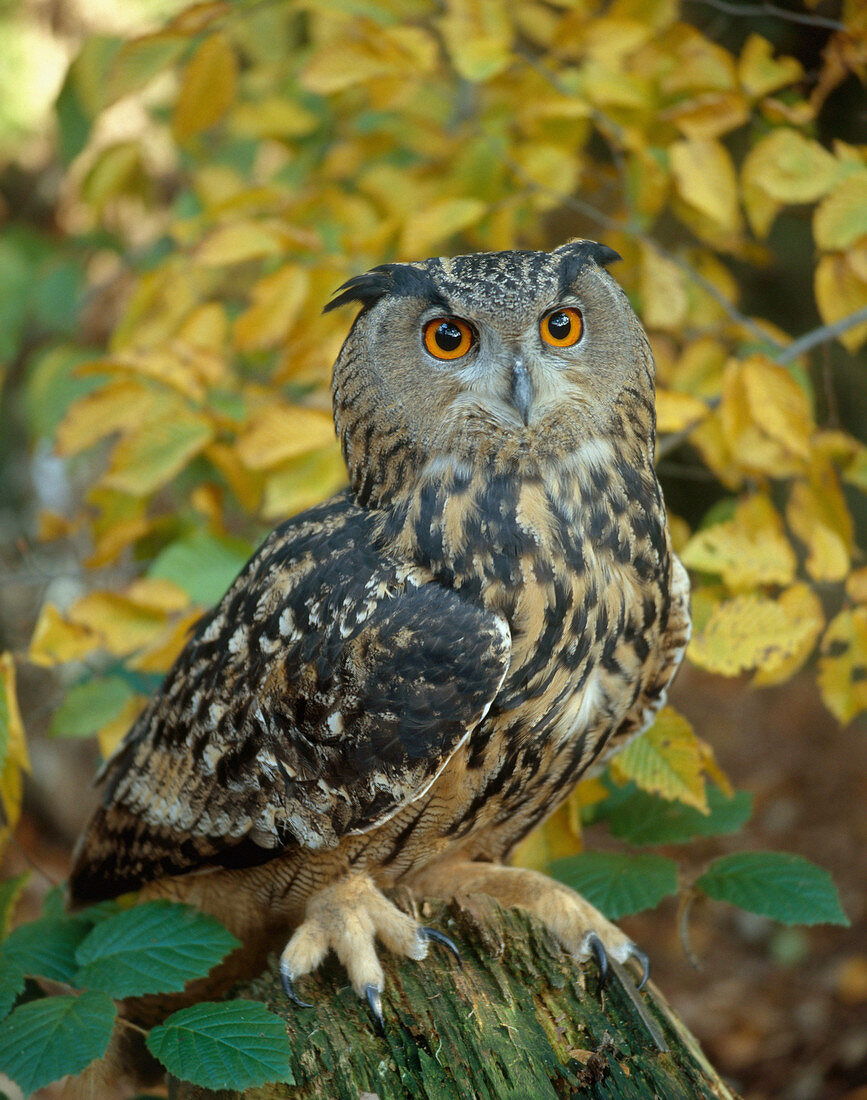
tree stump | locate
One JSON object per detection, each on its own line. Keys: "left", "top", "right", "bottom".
{"left": 170, "top": 897, "right": 738, "bottom": 1100}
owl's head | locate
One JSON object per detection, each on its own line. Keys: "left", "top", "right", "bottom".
{"left": 327, "top": 241, "right": 656, "bottom": 506}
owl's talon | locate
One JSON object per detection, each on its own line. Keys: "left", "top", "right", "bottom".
{"left": 585, "top": 931, "right": 609, "bottom": 987}
{"left": 365, "top": 983, "right": 385, "bottom": 1033}
{"left": 280, "top": 967, "right": 313, "bottom": 1009}
{"left": 629, "top": 946, "right": 650, "bottom": 992}
{"left": 420, "top": 925, "right": 463, "bottom": 967}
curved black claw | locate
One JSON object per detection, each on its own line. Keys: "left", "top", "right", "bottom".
{"left": 365, "top": 983, "right": 385, "bottom": 1034}
{"left": 421, "top": 926, "right": 463, "bottom": 968}
{"left": 585, "top": 931, "right": 609, "bottom": 988}
{"left": 280, "top": 964, "right": 313, "bottom": 1009}
{"left": 630, "top": 946, "right": 651, "bottom": 992}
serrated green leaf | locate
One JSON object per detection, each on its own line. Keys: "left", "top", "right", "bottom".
{"left": 0, "top": 991, "right": 116, "bottom": 1094}
{"left": 595, "top": 781, "right": 753, "bottom": 846}
{"left": 549, "top": 852, "right": 678, "bottom": 919}
{"left": 148, "top": 530, "right": 253, "bottom": 605}
{"left": 696, "top": 851, "right": 849, "bottom": 926}
{"left": 0, "top": 961, "right": 25, "bottom": 1021}
{"left": 147, "top": 1000, "right": 294, "bottom": 1090}
{"left": 74, "top": 901, "right": 240, "bottom": 997}
{"left": 1, "top": 916, "right": 90, "bottom": 984}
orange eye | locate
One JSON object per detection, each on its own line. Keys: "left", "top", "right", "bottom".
{"left": 423, "top": 317, "right": 473, "bottom": 360}
{"left": 540, "top": 306, "right": 583, "bottom": 348}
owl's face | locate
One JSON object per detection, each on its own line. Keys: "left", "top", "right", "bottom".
{"left": 329, "top": 241, "right": 655, "bottom": 500}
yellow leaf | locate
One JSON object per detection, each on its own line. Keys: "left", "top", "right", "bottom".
{"left": 92, "top": 347, "right": 224, "bottom": 402}
{"left": 846, "top": 568, "right": 867, "bottom": 605}
{"left": 681, "top": 494, "right": 796, "bottom": 590}
{"left": 666, "top": 92, "right": 750, "bottom": 141}
{"left": 612, "top": 707, "right": 708, "bottom": 812}
{"left": 0, "top": 653, "right": 30, "bottom": 771}
{"left": 302, "top": 23, "right": 437, "bottom": 94}
{"left": 231, "top": 96, "right": 319, "bottom": 141}
{"left": 205, "top": 442, "right": 263, "bottom": 512}
{"left": 670, "top": 139, "right": 741, "bottom": 233}
{"left": 670, "top": 337, "right": 728, "bottom": 398}
{"left": 0, "top": 654, "right": 29, "bottom": 849}
{"left": 814, "top": 252, "right": 867, "bottom": 353}
{"left": 261, "top": 446, "right": 347, "bottom": 520}
{"left": 67, "top": 592, "right": 168, "bottom": 657}
{"left": 787, "top": 467, "right": 853, "bottom": 582}
{"left": 196, "top": 220, "right": 286, "bottom": 266}
{"left": 130, "top": 609, "right": 203, "bottom": 674}
{"left": 173, "top": 33, "right": 237, "bottom": 142}
{"left": 818, "top": 608, "right": 867, "bottom": 724}
{"left": 738, "top": 34, "right": 803, "bottom": 99}
{"left": 236, "top": 404, "right": 335, "bottom": 471}
{"left": 753, "top": 583, "right": 824, "bottom": 686}
{"left": 658, "top": 25, "right": 737, "bottom": 95}
{"left": 439, "top": 0, "right": 512, "bottom": 82}
{"left": 655, "top": 390, "right": 708, "bottom": 434}
{"left": 98, "top": 696, "right": 146, "bottom": 761}
{"left": 814, "top": 173, "right": 867, "bottom": 251}
{"left": 720, "top": 355, "right": 813, "bottom": 477}
{"left": 741, "top": 128, "right": 838, "bottom": 235}
{"left": 582, "top": 16, "right": 654, "bottom": 65}
{"left": 56, "top": 380, "right": 160, "bottom": 457}
{"left": 639, "top": 245, "right": 688, "bottom": 331}
{"left": 81, "top": 142, "right": 146, "bottom": 214}
{"left": 688, "top": 586, "right": 823, "bottom": 678}
{"left": 399, "top": 197, "right": 488, "bottom": 257}
{"left": 28, "top": 605, "right": 100, "bottom": 667}
{"left": 177, "top": 303, "right": 229, "bottom": 351}
{"left": 234, "top": 266, "right": 311, "bottom": 352}
{"left": 103, "top": 407, "right": 214, "bottom": 496}
{"left": 511, "top": 803, "right": 580, "bottom": 872}
{"left": 124, "top": 578, "right": 191, "bottom": 613}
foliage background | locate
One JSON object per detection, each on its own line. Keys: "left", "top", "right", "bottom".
{"left": 0, "top": 0, "right": 865, "bottom": 1097}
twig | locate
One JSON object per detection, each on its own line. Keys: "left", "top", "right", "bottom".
{"left": 683, "top": 0, "right": 845, "bottom": 32}
{"left": 776, "top": 305, "right": 867, "bottom": 364}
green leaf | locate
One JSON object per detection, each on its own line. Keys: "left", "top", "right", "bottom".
{"left": 0, "top": 961, "right": 25, "bottom": 1021}
{"left": 49, "top": 675, "right": 135, "bottom": 738}
{"left": 696, "top": 851, "right": 850, "bottom": 926}
{"left": 549, "top": 852, "right": 678, "bottom": 919}
{"left": 1, "top": 916, "right": 90, "bottom": 984}
{"left": 0, "top": 991, "right": 116, "bottom": 1094}
{"left": 147, "top": 1000, "right": 295, "bottom": 1090}
{"left": 74, "top": 901, "right": 240, "bottom": 998}
{"left": 148, "top": 530, "right": 253, "bottom": 605}
{"left": 594, "top": 781, "right": 753, "bottom": 846}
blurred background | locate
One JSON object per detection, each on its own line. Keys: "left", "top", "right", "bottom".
{"left": 0, "top": 1, "right": 865, "bottom": 1097}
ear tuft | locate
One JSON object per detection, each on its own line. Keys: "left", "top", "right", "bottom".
{"left": 324, "top": 262, "right": 445, "bottom": 314}
{"left": 324, "top": 266, "right": 397, "bottom": 314}
{"left": 555, "top": 239, "right": 622, "bottom": 296}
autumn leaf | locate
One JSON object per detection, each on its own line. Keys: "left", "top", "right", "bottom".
{"left": 173, "top": 33, "right": 237, "bottom": 142}
{"left": 611, "top": 707, "right": 709, "bottom": 813}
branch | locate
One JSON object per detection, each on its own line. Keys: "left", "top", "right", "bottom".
{"left": 683, "top": 0, "right": 845, "bottom": 32}
{"left": 776, "top": 306, "right": 867, "bottom": 364}
{"left": 169, "top": 898, "right": 740, "bottom": 1100}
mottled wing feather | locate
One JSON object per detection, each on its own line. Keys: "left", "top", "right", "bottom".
{"left": 69, "top": 494, "right": 510, "bottom": 904}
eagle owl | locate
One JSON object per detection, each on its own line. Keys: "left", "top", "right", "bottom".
{"left": 70, "top": 240, "right": 690, "bottom": 1034}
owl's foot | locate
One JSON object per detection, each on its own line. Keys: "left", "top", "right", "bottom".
{"left": 407, "top": 861, "right": 649, "bottom": 989}
{"left": 279, "top": 871, "right": 460, "bottom": 1029}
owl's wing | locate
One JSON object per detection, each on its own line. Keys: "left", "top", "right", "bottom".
{"left": 69, "top": 497, "right": 511, "bottom": 905}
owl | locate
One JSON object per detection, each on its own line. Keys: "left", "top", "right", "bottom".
{"left": 70, "top": 240, "right": 690, "bottom": 1039}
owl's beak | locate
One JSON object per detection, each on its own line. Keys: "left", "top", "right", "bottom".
{"left": 510, "top": 358, "right": 533, "bottom": 426}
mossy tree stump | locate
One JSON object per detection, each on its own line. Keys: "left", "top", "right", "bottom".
{"left": 170, "top": 897, "right": 738, "bottom": 1100}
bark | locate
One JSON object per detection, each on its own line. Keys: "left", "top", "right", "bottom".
{"left": 170, "top": 896, "right": 739, "bottom": 1100}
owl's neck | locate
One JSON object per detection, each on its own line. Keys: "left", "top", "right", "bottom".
{"left": 370, "top": 435, "right": 666, "bottom": 597}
